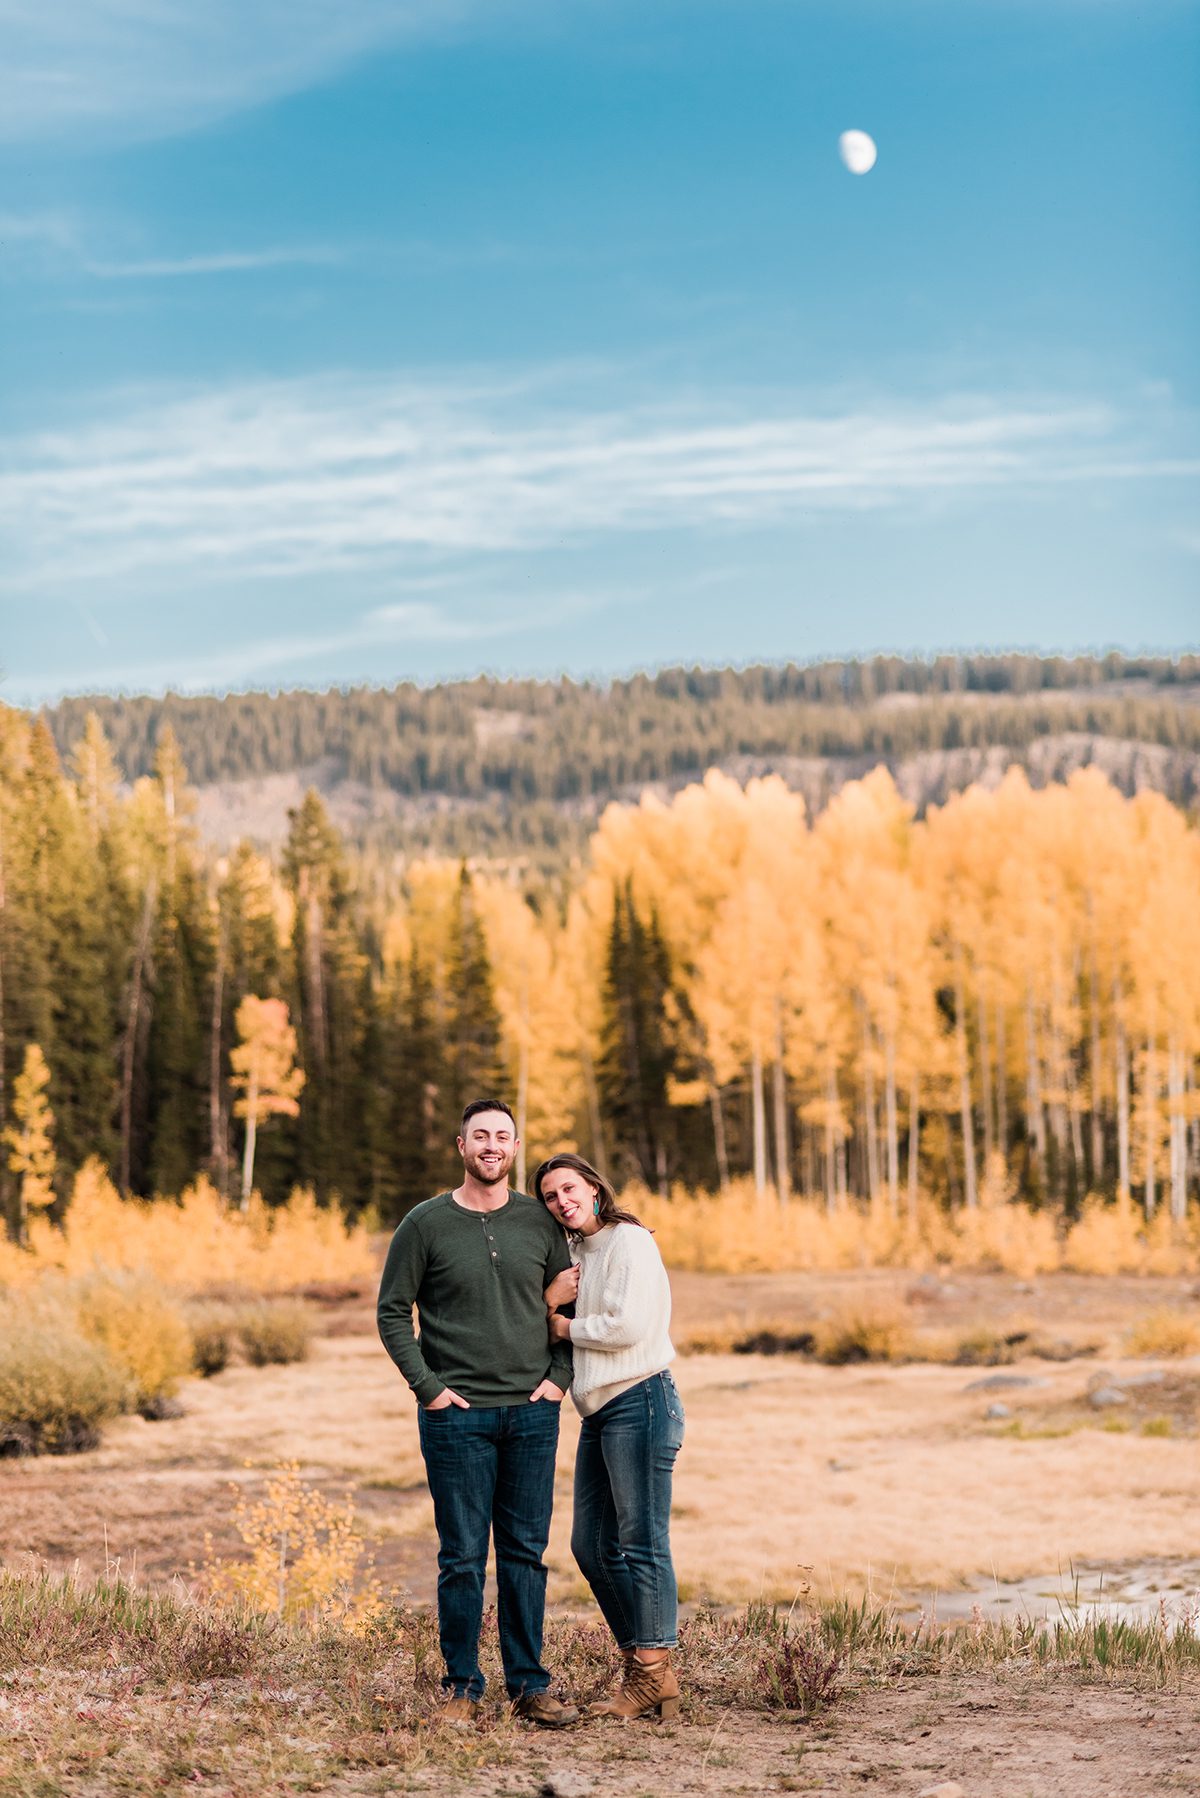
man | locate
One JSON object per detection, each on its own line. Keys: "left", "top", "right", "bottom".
{"left": 377, "top": 1098, "right": 578, "bottom": 1726}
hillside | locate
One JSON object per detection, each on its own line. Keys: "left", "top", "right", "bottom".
{"left": 41, "top": 652, "right": 1200, "bottom": 862}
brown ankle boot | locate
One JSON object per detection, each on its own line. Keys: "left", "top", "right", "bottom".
{"left": 587, "top": 1651, "right": 680, "bottom": 1721}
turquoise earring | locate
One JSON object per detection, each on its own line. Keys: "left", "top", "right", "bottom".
{"left": 593, "top": 1198, "right": 600, "bottom": 1216}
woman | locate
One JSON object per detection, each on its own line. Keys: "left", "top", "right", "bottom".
{"left": 536, "top": 1153, "right": 684, "bottom": 1721}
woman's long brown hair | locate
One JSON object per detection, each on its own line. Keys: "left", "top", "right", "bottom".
{"left": 532, "top": 1152, "right": 646, "bottom": 1231}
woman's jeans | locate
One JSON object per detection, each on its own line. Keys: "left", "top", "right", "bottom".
{"left": 417, "top": 1399, "right": 561, "bottom": 1700}
{"left": 571, "top": 1370, "right": 685, "bottom": 1651}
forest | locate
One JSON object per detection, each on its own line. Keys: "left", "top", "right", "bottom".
{"left": 43, "top": 652, "right": 1200, "bottom": 810}
{"left": 2, "top": 675, "right": 1198, "bottom": 1238}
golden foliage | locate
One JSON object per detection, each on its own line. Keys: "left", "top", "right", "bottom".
{"left": 71, "top": 1269, "right": 195, "bottom": 1408}
{"left": 197, "top": 1463, "right": 382, "bottom": 1631}
{"left": 1124, "top": 1309, "right": 1200, "bottom": 1358}
{"left": 633, "top": 1178, "right": 1200, "bottom": 1277}
{"left": 0, "top": 1158, "right": 374, "bottom": 1295}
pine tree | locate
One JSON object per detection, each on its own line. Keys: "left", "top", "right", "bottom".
{"left": 597, "top": 882, "right": 677, "bottom": 1190}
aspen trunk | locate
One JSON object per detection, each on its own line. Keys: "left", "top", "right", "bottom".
{"left": 771, "top": 1064, "right": 790, "bottom": 1206}
{"left": 884, "top": 1031, "right": 899, "bottom": 1216}
{"left": 823, "top": 1062, "right": 838, "bottom": 1215}
{"left": 119, "top": 882, "right": 157, "bottom": 1197}
{"left": 801, "top": 1120, "right": 814, "bottom": 1201}
{"left": 1168, "top": 1040, "right": 1185, "bottom": 1225}
{"left": 862, "top": 1016, "right": 879, "bottom": 1203}
{"left": 996, "top": 1001, "right": 1008, "bottom": 1157}
{"left": 1143, "top": 1037, "right": 1157, "bottom": 1221}
{"left": 709, "top": 1082, "right": 730, "bottom": 1189}
{"left": 978, "top": 988, "right": 994, "bottom": 1165}
{"left": 956, "top": 955, "right": 977, "bottom": 1209}
{"left": 1116, "top": 1013, "right": 1131, "bottom": 1199}
{"left": 751, "top": 1045, "right": 767, "bottom": 1200}
{"left": 209, "top": 912, "right": 227, "bottom": 1197}
{"left": 907, "top": 1076, "right": 920, "bottom": 1223}
{"left": 1025, "top": 989, "right": 1046, "bottom": 1168}
{"left": 1089, "top": 954, "right": 1104, "bottom": 1185}
{"left": 240, "top": 1071, "right": 259, "bottom": 1208}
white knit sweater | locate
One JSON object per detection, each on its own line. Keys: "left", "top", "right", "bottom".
{"left": 568, "top": 1223, "right": 675, "bottom": 1417}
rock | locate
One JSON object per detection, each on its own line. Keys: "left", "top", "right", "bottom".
{"left": 963, "top": 1374, "right": 1042, "bottom": 1392}
{"left": 540, "top": 1773, "right": 593, "bottom": 1798}
{"left": 1088, "top": 1386, "right": 1129, "bottom": 1409}
{"left": 918, "top": 1785, "right": 965, "bottom": 1798}
{"left": 1085, "top": 1369, "right": 1115, "bottom": 1393}
{"left": 1116, "top": 1369, "right": 1165, "bottom": 1387}
{"left": 985, "top": 1402, "right": 1012, "bottom": 1420}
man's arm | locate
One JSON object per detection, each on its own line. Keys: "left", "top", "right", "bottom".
{"left": 543, "top": 1228, "right": 574, "bottom": 1392}
{"left": 376, "top": 1214, "right": 446, "bottom": 1407}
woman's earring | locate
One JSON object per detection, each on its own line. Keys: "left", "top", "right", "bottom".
{"left": 593, "top": 1198, "right": 600, "bottom": 1216}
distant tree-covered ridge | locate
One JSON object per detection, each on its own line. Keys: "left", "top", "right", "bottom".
{"left": 42, "top": 652, "right": 1200, "bottom": 807}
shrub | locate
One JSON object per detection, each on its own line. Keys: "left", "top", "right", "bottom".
{"left": 814, "top": 1305, "right": 913, "bottom": 1365}
{"left": 0, "top": 1316, "right": 124, "bottom": 1454}
{"left": 71, "top": 1270, "right": 195, "bottom": 1414}
{"left": 188, "top": 1303, "right": 239, "bottom": 1377}
{"left": 1125, "top": 1309, "right": 1200, "bottom": 1359}
{"left": 236, "top": 1299, "right": 313, "bottom": 1366}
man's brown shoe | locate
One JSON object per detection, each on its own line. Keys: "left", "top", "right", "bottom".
{"left": 438, "top": 1693, "right": 480, "bottom": 1727}
{"left": 512, "top": 1691, "right": 580, "bottom": 1728}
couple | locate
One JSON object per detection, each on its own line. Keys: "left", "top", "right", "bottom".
{"left": 377, "top": 1098, "right": 684, "bottom": 1728}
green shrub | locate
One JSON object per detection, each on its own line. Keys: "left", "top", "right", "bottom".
{"left": 0, "top": 1318, "right": 125, "bottom": 1454}
{"left": 187, "top": 1303, "right": 238, "bottom": 1377}
{"left": 71, "top": 1271, "right": 195, "bottom": 1415}
{"left": 236, "top": 1299, "right": 313, "bottom": 1367}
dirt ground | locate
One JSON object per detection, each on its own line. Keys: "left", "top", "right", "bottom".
{"left": 374, "top": 1674, "right": 1200, "bottom": 1798}
{"left": 5, "top": 1269, "right": 1199, "bottom": 1610}
{"left": 5, "top": 1269, "right": 1200, "bottom": 1796}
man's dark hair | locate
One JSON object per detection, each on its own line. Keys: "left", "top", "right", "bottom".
{"left": 460, "top": 1098, "right": 516, "bottom": 1133}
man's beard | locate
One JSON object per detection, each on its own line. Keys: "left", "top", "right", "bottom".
{"left": 463, "top": 1149, "right": 514, "bottom": 1188}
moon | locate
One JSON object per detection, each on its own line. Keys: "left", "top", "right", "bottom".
{"left": 838, "top": 129, "right": 877, "bottom": 175}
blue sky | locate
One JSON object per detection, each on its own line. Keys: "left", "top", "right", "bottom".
{"left": 1, "top": 0, "right": 1197, "bottom": 702}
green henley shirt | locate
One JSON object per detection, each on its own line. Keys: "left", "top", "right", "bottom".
{"left": 376, "top": 1190, "right": 574, "bottom": 1408}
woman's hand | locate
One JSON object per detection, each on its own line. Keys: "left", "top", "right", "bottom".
{"left": 547, "top": 1313, "right": 572, "bottom": 1343}
{"left": 544, "top": 1264, "right": 580, "bottom": 1311}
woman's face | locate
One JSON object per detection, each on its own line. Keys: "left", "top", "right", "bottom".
{"left": 540, "top": 1166, "right": 601, "bottom": 1233}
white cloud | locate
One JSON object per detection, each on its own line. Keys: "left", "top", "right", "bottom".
{"left": 0, "top": 0, "right": 479, "bottom": 144}
{"left": 0, "top": 370, "right": 1192, "bottom": 601}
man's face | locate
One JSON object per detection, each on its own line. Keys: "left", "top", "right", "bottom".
{"left": 457, "top": 1111, "right": 518, "bottom": 1188}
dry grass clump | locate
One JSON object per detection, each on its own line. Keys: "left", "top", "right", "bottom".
{"left": 0, "top": 1156, "right": 374, "bottom": 1296}
{"left": 187, "top": 1303, "right": 238, "bottom": 1376}
{"left": 812, "top": 1304, "right": 914, "bottom": 1365}
{"left": 1125, "top": 1309, "right": 1200, "bottom": 1359}
{"left": 234, "top": 1298, "right": 314, "bottom": 1366}
{"left": 0, "top": 1313, "right": 125, "bottom": 1455}
{"left": 71, "top": 1269, "right": 195, "bottom": 1414}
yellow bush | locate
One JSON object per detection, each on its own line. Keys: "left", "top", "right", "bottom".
{"left": 70, "top": 1270, "right": 194, "bottom": 1412}
{"left": 1125, "top": 1309, "right": 1200, "bottom": 1358}
{"left": 198, "top": 1462, "right": 382, "bottom": 1631}
{"left": 0, "top": 1159, "right": 375, "bottom": 1297}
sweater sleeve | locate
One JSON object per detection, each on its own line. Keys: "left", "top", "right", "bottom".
{"left": 376, "top": 1215, "right": 445, "bottom": 1407}
{"left": 569, "top": 1228, "right": 663, "bottom": 1352}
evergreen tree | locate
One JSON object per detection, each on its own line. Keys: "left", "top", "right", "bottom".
{"left": 438, "top": 865, "right": 506, "bottom": 1148}
{"left": 597, "top": 881, "right": 678, "bottom": 1190}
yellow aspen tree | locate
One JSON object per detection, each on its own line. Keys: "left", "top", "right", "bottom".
{"left": 230, "top": 997, "right": 306, "bottom": 1206}
{"left": 4, "top": 1042, "right": 56, "bottom": 1246}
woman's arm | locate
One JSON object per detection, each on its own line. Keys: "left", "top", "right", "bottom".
{"left": 569, "top": 1230, "right": 667, "bottom": 1352}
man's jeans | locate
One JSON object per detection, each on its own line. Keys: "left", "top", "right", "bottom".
{"left": 417, "top": 1398, "right": 561, "bottom": 1700}
{"left": 571, "top": 1370, "right": 684, "bottom": 1650}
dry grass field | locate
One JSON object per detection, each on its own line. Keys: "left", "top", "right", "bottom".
{"left": 4, "top": 1266, "right": 1200, "bottom": 1795}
